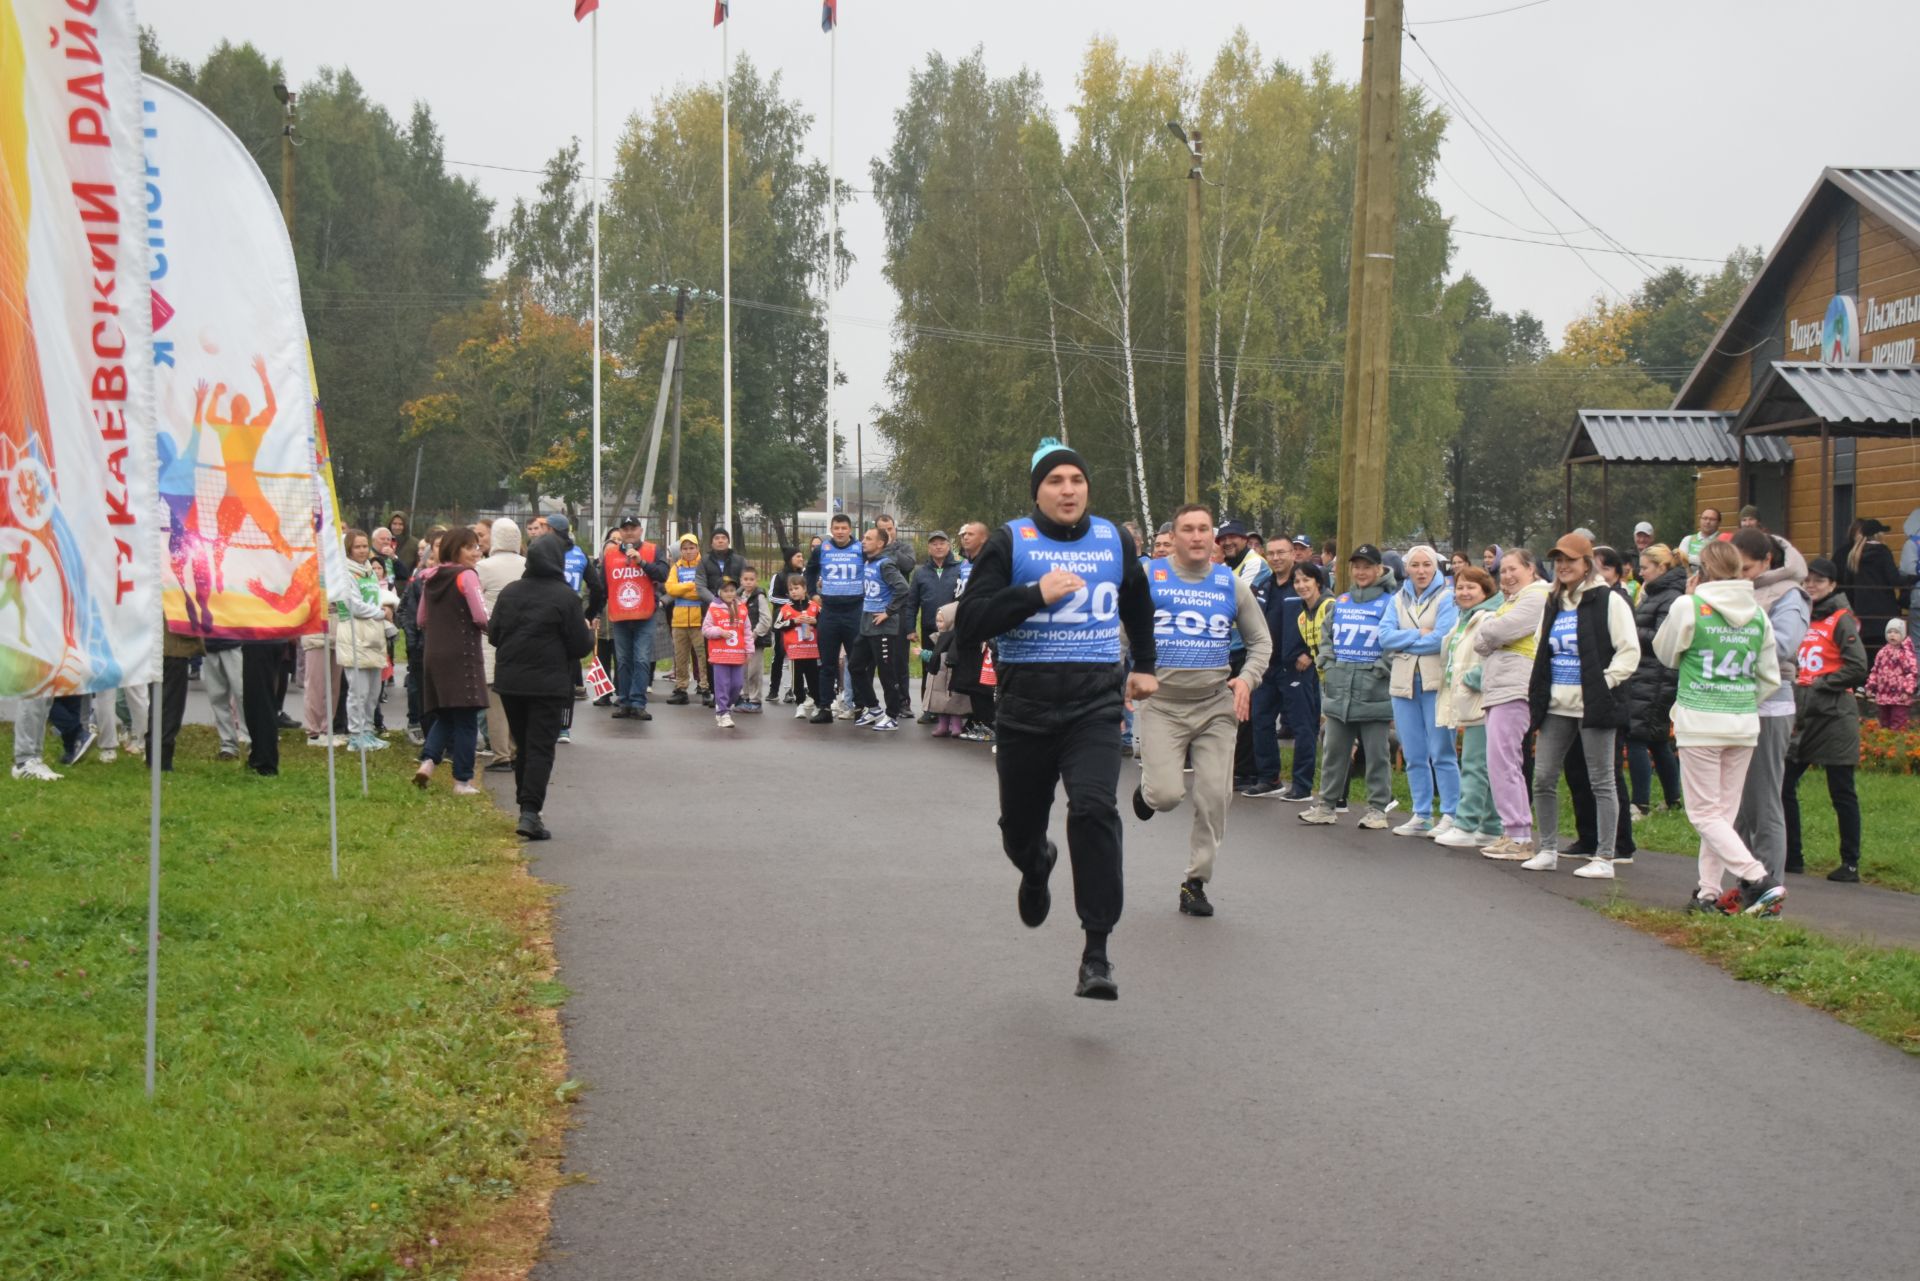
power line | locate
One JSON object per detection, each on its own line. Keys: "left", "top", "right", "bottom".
{"left": 1408, "top": 0, "right": 1559, "bottom": 25}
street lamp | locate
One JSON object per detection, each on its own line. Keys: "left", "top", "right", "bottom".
{"left": 1167, "top": 119, "right": 1202, "bottom": 502}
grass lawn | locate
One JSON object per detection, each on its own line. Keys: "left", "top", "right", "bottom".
{"left": 0, "top": 722, "right": 567, "bottom": 1280}
{"left": 1273, "top": 744, "right": 1920, "bottom": 894}
{"left": 1597, "top": 903, "right": 1920, "bottom": 1056}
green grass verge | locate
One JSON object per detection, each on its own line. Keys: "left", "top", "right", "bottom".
{"left": 0, "top": 723, "right": 567, "bottom": 1280}
{"left": 1596, "top": 902, "right": 1920, "bottom": 1056}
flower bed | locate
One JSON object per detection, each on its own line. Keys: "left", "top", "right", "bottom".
{"left": 1859, "top": 721, "right": 1920, "bottom": 775}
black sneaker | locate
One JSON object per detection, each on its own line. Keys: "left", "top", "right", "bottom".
{"left": 666, "top": 690, "right": 690, "bottom": 705}
{"left": 1075, "top": 957, "right": 1118, "bottom": 1001}
{"left": 1238, "top": 779, "right": 1283, "bottom": 798}
{"left": 917, "top": 710, "right": 938, "bottom": 725}
{"left": 635, "top": 708, "right": 653, "bottom": 721}
{"left": 1827, "top": 863, "right": 1860, "bottom": 883}
{"left": 1131, "top": 785, "right": 1155, "bottom": 822}
{"left": 1179, "top": 878, "right": 1214, "bottom": 917}
{"left": 484, "top": 758, "right": 515, "bottom": 774}
{"left": 1685, "top": 891, "right": 1726, "bottom": 915}
{"left": 516, "top": 810, "right": 550, "bottom": 841}
{"left": 593, "top": 694, "right": 614, "bottom": 708}
{"left": 610, "top": 706, "right": 632, "bottom": 719}
{"left": 1737, "top": 875, "right": 1786, "bottom": 916}
{"left": 1018, "top": 841, "right": 1057, "bottom": 928}
{"left": 808, "top": 708, "right": 834, "bottom": 724}
{"left": 1784, "top": 858, "right": 1805, "bottom": 875}
{"left": 61, "top": 729, "right": 98, "bottom": 766}
{"left": 276, "top": 712, "right": 300, "bottom": 731}
{"left": 1276, "top": 786, "right": 1315, "bottom": 803}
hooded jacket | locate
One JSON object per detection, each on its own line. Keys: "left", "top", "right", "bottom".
{"left": 1380, "top": 571, "right": 1457, "bottom": 699}
{"left": 477, "top": 518, "right": 529, "bottom": 683}
{"left": 1471, "top": 577, "right": 1548, "bottom": 709}
{"left": 1436, "top": 592, "right": 1502, "bottom": 729}
{"left": 335, "top": 556, "right": 396, "bottom": 670}
{"left": 665, "top": 545, "right": 712, "bottom": 628}
{"left": 1315, "top": 571, "right": 1396, "bottom": 724}
{"left": 1526, "top": 574, "right": 1639, "bottom": 729}
{"left": 1623, "top": 564, "right": 1688, "bottom": 742}
{"left": 489, "top": 534, "right": 595, "bottom": 700}
{"left": 1789, "top": 590, "right": 1868, "bottom": 767}
{"left": 1751, "top": 543, "right": 1810, "bottom": 720}
{"left": 1651, "top": 577, "right": 1781, "bottom": 747}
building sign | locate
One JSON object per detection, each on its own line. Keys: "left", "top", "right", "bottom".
{"left": 1863, "top": 290, "right": 1920, "bottom": 365}
{"left": 1820, "top": 294, "right": 1859, "bottom": 363}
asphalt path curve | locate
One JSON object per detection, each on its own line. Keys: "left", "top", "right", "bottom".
{"left": 520, "top": 687, "right": 1919, "bottom": 1281}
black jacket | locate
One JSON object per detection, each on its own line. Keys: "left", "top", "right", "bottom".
{"left": 1261, "top": 574, "right": 1304, "bottom": 681}
{"left": 1839, "top": 539, "right": 1913, "bottom": 651}
{"left": 1527, "top": 583, "right": 1629, "bottom": 731}
{"left": 904, "top": 553, "right": 965, "bottom": 640}
{"left": 1623, "top": 565, "right": 1687, "bottom": 743}
{"left": 954, "top": 509, "right": 1157, "bottom": 734}
{"left": 700, "top": 548, "right": 748, "bottom": 594}
{"left": 489, "top": 535, "right": 596, "bottom": 700}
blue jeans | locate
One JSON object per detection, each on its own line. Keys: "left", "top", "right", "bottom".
{"left": 1392, "top": 683, "right": 1461, "bottom": 819}
{"left": 421, "top": 707, "right": 479, "bottom": 782}
{"left": 612, "top": 617, "right": 656, "bottom": 708}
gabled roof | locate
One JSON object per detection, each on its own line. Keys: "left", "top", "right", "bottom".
{"left": 1566, "top": 410, "right": 1792, "bottom": 467}
{"left": 1672, "top": 167, "right": 1920, "bottom": 411}
{"left": 1735, "top": 362, "right": 1920, "bottom": 437}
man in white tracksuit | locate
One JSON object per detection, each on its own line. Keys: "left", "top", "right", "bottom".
{"left": 1130, "top": 504, "right": 1270, "bottom": 918}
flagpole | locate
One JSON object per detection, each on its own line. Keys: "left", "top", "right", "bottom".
{"left": 145, "top": 679, "right": 161, "bottom": 1097}
{"left": 325, "top": 627, "right": 339, "bottom": 879}
{"left": 824, "top": 18, "right": 836, "bottom": 526}
{"left": 721, "top": 12, "right": 734, "bottom": 536}
{"left": 591, "top": 9, "right": 604, "bottom": 551}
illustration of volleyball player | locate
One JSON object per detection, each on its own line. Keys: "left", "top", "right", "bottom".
{"left": 205, "top": 356, "right": 295, "bottom": 591}
{"left": 159, "top": 380, "right": 214, "bottom": 631}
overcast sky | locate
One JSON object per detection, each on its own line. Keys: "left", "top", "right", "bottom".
{"left": 145, "top": 0, "right": 1920, "bottom": 461}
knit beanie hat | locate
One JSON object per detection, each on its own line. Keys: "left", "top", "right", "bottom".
{"left": 1029, "top": 436, "right": 1088, "bottom": 498}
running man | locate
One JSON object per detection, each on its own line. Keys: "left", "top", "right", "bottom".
{"left": 1130, "top": 505, "right": 1268, "bottom": 917}
{"left": 955, "top": 438, "right": 1157, "bottom": 1000}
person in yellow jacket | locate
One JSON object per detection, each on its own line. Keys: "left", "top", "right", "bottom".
{"left": 664, "top": 533, "right": 712, "bottom": 705}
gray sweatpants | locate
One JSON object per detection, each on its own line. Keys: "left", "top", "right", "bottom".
{"left": 1734, "top": 715, "right": 1792, "bottom": 880}
{"left": 1533, "top": 714, "right": 1617, "bottom": 859}
{"left": 1317, "top": 715, "right": 1392, "bottom": 812}
{"left": 1137, "top": 688, "right": 1237, "bottom": 882}
{"left": 201, "top": 647, "right": 246, "bottom": 752}
{"left": 11, "top": 696, "right": 52, "bottom": 766}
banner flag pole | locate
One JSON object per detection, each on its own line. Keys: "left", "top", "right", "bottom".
{"left": 721, "top": 10, "right": 734, "bottom": 534}
{"left": 145, "top": 681, "right": 162, "bottom": 1097}
{"left": 591, "top": 8, "right": 604, "bottom": 549}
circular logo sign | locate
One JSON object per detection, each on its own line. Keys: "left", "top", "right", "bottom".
{"left": 1822, "top": 295, "right": 1859, "bottom": 363}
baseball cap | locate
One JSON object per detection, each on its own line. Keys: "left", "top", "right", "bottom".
{"left": 1215, "top": 519, "right": 1250, "bottom": 540}
{"left": 1291, "top": 534, "right": 1313, "bottom": 549}
{"left": 619, "top": 513, "right": 640, "bottom": 527}
{"left": 928, "top": 530, "right": 950, "bottom": 541}
{"left": 1348, "top": 543, "right": 1383, "bottom": 565}
{"left": 1551, "top": 532, "right": 1595, "bottom": 561}
{"left": 1738, "top": 504, "right": 1761, "bottom": 521}
{"left": 547, "top": 513, "right": 571, "bottom": 536}
{"left": 1807, "top": 556, "right": 1841, "bottom": 580}
{"left": 1633, "top": 521, "right": 1653, "bottom": 536}
{"left": 678, "top": 533, "right": 699, "bottom": 546}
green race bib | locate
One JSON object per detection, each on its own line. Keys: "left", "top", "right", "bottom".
{"left": 1676, "top": 600, "right": 1764, "bottom": 715}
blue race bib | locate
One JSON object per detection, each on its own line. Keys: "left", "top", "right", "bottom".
{"left": 1149, "top": 559, "right": 1237, "bottom": 670}
{"left": 1548, "top": 608, "right": 1581, "bottom": 685}
{"left": 1329, "top": 593, "right": 1389, "bottom": 664}
{"left": 818, "top": 541, "right": 865, "bottom": 597}
{"left": 998, "top": 517, "right": 1125, "bottom": 664}
{"left": 562, "top": 546, "right": 588, "bottom": 592}
{"left": 862, "top": 556, "right": 895, "bottom": 615}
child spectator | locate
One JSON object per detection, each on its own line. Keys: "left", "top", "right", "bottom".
{"left": 925, "top": 601, "right": 972, "bottom": 737}
{"left": 775, "top": 574, "right": 822, "bottom": 717}
{"left": 337, "top": 528, "right": 399, "bottom": 751}
{"left": 737, "top": 565, "right": 774, "bottom": 713}
{"left": 1865, "top": 617, "right": 1915, "bottom": 730}
{"left": 702, "top": 579, "right": 752, "bottom": 728}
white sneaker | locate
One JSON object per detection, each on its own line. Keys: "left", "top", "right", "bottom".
{"left": 1520, "top": 850, "right": 1559, "bottom": 871}
{"left": 1298, "top": 803, "right": 1337, "bottom": 825}
{"left": 854, "top": 708, "right": 880, "bottom": 726}
{"left": 1573, "top": 857, "right": 1615, "bottom": 879}
{"left": 716, "top": 713, "right": 735, "bottom": 728}
{"left": 834, "top": 704, "right": 857, "bottom": 720}
{"left": 99, "top": 748, "right": 118, "bottom": 764}
{"left": 1427, "top": 815, "right": 1458, "bottom": 840}
{"left": 869, "top": 715, "right": 900, "bottom": 732}
{"left": 11, "top": 758, "right": 62, "bottom": 782}
{"left": 1393, "top": 816, "right": 1433, "bottom": 838}
{"left": 1357, "top": 808, "right": 1390, "bottom": 831}
{"left": 1434, "top": 827, "right": 1483, "bottom": 849}
{"left": 793, "top": 701, "right": 810, "bottom": 719}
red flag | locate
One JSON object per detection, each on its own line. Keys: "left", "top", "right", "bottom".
{"left": 574, "top": 0, "right": 599, "bottom": 19}
{"left": 821, "top": 0, "right": 837, "bottom": 32}
{"left": 713, "top": 0, "right": 728, "bottom": 25}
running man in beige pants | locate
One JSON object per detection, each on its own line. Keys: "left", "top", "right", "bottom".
{"left": 1130, "top": 504, "right": 1270, "bottom": 917}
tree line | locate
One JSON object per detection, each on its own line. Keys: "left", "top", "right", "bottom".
{"left": 142, "top": 27, "right": 1755, "bottom": 552}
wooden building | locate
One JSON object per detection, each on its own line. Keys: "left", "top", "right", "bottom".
{"left": 1576, "top": 167, "right": 1920, "bottom": 566}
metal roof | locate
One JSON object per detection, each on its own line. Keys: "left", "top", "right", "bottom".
{"left": 1830, "top": 168, "right": 1920, "bottom": 245}
{"left": 1566, "top": 410, "right": 1793, "bottom": 466}
{"left": 1736, "top": 362, "right": 1920, "bottom": 436}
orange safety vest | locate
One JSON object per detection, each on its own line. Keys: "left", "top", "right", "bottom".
{"left": 778, "top": 602, "right": 820, "bottom": 658}
{"left": 604, "top": 542, "right": 658, "bottom": 621}
{"left": 1795, "top": 607, "right": 1850, "bottom": 687}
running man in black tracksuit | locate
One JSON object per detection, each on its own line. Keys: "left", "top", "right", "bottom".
{"left": 955, "top": 439, "right": 1157, "bottom": 1000}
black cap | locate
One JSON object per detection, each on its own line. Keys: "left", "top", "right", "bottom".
{"left": 1214, "top": 519, "right": 1250, "bottom": 540}
{"left": 1860, "top": 518, "right": 1891, "bottom": 537}
{"left": 1807, "top": 556, "right": 1841, "bottom": 581}
{"left": 1349, "top": 543, "right": 1384, "bottom": 565}
{"left": 619, "top": 513, "right": 640, "bottom": 527}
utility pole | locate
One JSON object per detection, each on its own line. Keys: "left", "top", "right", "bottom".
{"left": 666, "top": 286, "right": 689, "bottom": 541}
{"left": 273, "top": 82, "right": 297, "bottom": 235}
{"left": 1335, "top": 0, "right": 1402, "bottom": 587}
{"left": 1168, "top": 120, "right": 1204, "bottom": 504}
{"left": 856, "top": 421, "right": 864, "bottom": 525}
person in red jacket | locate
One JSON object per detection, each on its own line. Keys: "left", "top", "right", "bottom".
{"left": 774, "top": 574, "right": 823, "bottom": 717}
{"left": 702, "top": 579, "right": 753, "bottom": 728}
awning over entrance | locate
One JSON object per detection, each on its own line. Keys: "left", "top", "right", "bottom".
{"left": 1736, "top": 362, "right": 1920, "bottom": 438}
{"left": 1564, "top": 410, "right": 1793, "bottom": 466}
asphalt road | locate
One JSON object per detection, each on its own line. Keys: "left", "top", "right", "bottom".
{"left": 509, "top": 681, "right": 1919, "bottom": 1281}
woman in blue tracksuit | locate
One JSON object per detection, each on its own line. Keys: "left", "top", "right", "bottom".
{"left": 1379, "top": 545, "right": 1462, "bottom": 838}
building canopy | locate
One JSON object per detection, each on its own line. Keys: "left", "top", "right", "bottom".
{"left": 1563, "top": 410, "right": 1793, "bottom": 467}
{"left": 1735, "top": 362, "right": 1920, "bottom": 438}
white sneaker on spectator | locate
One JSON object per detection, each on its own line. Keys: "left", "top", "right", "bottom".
{"left": 1434, "top": 827, "right": 1483, "bottom": 849}
{"left": 1427, "top": 815, "right": 1458, "bottom": 840}
{"left": 1392, "top": 816, "right": 1433, "bottom": 838}
{"left": 1573, "top": 857, "right": 1615, "bottom": 879}
{"left": 1520, "top": 850, "right": 1558, "bottom": 871}
{"left": 11, "top": 758, "right": 62, "bottom": 782}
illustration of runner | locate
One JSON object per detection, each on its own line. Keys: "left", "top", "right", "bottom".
{"left": 206, "top": 356, "right": 296, "bottom": 587}
{"left": 1, "top": 535, "right": 39, "bottom": 644}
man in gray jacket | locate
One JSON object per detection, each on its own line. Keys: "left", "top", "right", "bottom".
{"left": 1130, "top": 505, "right": 1270, "bottom": 917}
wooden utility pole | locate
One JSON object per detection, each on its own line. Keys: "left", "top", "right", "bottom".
{"left": 1184, "top": 130, "right": 1203, "bottom": 504}
{"left": 1335, "top": 0, "right": 1402, "bottom": 586}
